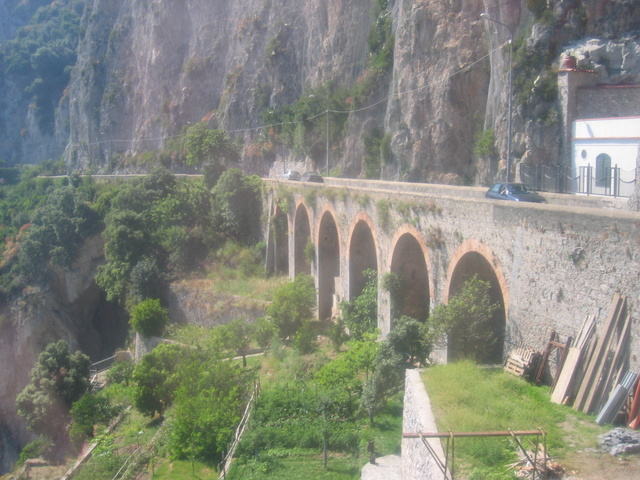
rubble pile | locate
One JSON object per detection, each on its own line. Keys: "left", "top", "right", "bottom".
{"left": 598, "top": 428, "right": 640, "bottom": 456}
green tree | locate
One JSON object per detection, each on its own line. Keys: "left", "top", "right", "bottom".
{"left": 129, "top": 298, "right": 170, "bottom": 337}
{"left": 131, "top": 343, "right": 188, "bottom": 417}
{"left": 184, "top": 122, "right": 240, "bottom": 167}
{"left": 292, "top": 320, "right": 317, "bottom": 354}
{"left": 361, "top": 341, "right": 404, "bottom": 424}
{"left": 218, "top": 318, "right": 254, "bottom": 366}
{"left": 70, "top": 394, "right": 118, "bottom": 439}
{"left": 14, "top": 184, "right": 100, "bottom": 283}
{"left": 314, "top": 336, "right": 378, "bottom": 416}
{"left": 267, "top": 274, "right": 316, "bottom": 341}
{"left": 211, "top": 168, "right": 263, "bottom": 244}
{"left": 340, "top": 269, "right": 378, "bottom": 340}
{"left": 1, "top": 1, "right": 84, "bottom": 131}
{"left": 95, "top": 171, "right": 219, "bottom": 305}
{"left": 254, "top": 316, "right": 277, "bottom": 349}
{"left": 428, "top": 275, "right": 499, "bottom": 362}
{"left": 16, "top": 340, "right": 91, "bottom": 447}
{"left": 166, "top": 352, "right": 254, "bottom": 463}
{"left": 386, "top": 316, "right": 432, "bottom": 366}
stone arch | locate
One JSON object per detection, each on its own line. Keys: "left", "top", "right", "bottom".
{"left": 271, "top": 204, "right": 289, "bottom": 275}
{"left": 388, "top": 226, "right": 432, "bottom": 325}
{"left": 317, "top": 207, "right": 341, "bottom": 321}
{"left": 293, "top": 201, "right": 312, "bottom": 277}
{"left": 348, "top": 212, "right": 379, "bottom": 300}
{"left": 445, "top": 239, "right": 508, "bottom": 364}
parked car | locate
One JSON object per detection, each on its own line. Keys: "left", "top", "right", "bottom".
{"left": 283, "top": 170, "right": 301, "bottom": 181}
{"left": 301, "top": 171, "right": 324, "bottom": 183}
{"left": 485, "top": 182, "right": 547, "bottom": 203}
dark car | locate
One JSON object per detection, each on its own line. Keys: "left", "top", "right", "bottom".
{"left": 301, "top": 171, "right": 324, "bottom": 183}
{"left": 283, "top": 170, "right": 301, "bottom": 181}
{"left": 485, "top": 183, "right": 547, "bottom": 203}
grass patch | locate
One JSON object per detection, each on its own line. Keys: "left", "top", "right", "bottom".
{"left": 206, "top": 267, "right": 288, "bottom": 301}
{"left": 228, "top": 452, "right": 360, "bottom": 479}
{"left": 151, "top": 458, "right": 217, "bottom": 479}
{"left": 422, "top": 360, "right": 608, "bottom": 479}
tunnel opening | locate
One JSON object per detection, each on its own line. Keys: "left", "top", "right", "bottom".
{"left": 447, "top": 251, "right": 506, "bottom": 364}
{"left": 294, "top": 204, "right": 311, "bottom": 277}
{"left": 389, "top": 233, "right": 430, "bottom": 325}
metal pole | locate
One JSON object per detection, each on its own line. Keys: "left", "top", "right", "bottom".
{"left": 481, "top": 13, "right": 514, "bottom": 182}
{"left": 325, "top": 109, "right": 329, "bottom": 176}
{"left": 507, "top": 36, "right": 513, "bottom": 182}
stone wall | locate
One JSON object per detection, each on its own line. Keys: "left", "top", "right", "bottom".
{"left": 576, "top": 85, "right": 640, "bottom": 119}
{"left": 401, "top": 369, "right": 446, "bottom": 480}
{"left": 166, "top": 279, "right": 269, "bottom": 328}
{"left": 266, "top": 179, "right": 640, "bottom": 372}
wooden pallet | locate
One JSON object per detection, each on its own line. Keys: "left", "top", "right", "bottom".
{"left": 504, "top": 346, "right": 541, "bottom": 379}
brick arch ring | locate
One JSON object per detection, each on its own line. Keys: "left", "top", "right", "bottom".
{"left": 346, "top": 211, "right": 381, "bottom": 269}
{"left": 315, "top": 203, "right": 343, "bottom": 249}
{"left": 445, "top": 239, "right": 510, "bottom": 316}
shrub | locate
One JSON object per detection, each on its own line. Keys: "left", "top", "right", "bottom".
{"left": 267, "top": 275, "right": 316, "bottom": 341}
{"left": 70, "top": 394, "right": 118, "bottom": 439}
{"left": 340, "top": 269, "right": 378, "bottom": 340}
{"left": 129, "top": 298, "right": 169, "bottom": 337}
{"left": 292, "top": 320, "right": 317, "bottom": 354}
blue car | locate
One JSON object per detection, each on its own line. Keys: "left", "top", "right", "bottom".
{"left": 485, "top": 183, "right": 547, "bottom": 203}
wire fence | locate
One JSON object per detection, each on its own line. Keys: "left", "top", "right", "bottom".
{"left": 521, "top": 165, "right": 637, "bottom": 198}
{"left": 218, "top": 379, "right": 261, "bottom": 479}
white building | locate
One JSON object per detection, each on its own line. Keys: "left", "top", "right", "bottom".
{"left": 571, "top": 116, "right": 640, "bottom": 197}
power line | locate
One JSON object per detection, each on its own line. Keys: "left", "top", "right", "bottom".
{"left": 68, "top": 41, "right": 506, "bottom": 150}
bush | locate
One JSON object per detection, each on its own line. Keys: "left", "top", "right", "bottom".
{"left": 292, "top": 321, "right": 317, "bottom": 354}
{"left": 105, "top": 359, "right": 134, "bottom": 385}
{"left": 70, "top": 394, "right": 118, "bottom": 439}
{"left": 340, "top": 269, "right": 378, "bottom": 340}
{"left": 267, "top": 275, "right": 316, "bottom": 341}
{"left": 129, "top": 298, "right": 169, "bottom": 337}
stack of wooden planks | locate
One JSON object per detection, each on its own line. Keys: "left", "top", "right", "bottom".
{"left": 550, "top": 315, "right": 596, "bottom": 405}
{"left": 573, "top": 294, "right": 632, "bottom": 415}
{"left": 548, "top": 293, "right": 636, "bottom": 425}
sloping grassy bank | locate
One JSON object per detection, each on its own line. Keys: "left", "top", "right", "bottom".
{"left": 422, "top": 361, "right": 609, "bottom": 480}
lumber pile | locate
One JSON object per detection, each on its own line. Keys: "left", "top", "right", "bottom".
{"left": 550, "top": 315, "right": 595, "bottom": 405}
{"left": 549, "top": 294, "right": 638, "bottom": 425}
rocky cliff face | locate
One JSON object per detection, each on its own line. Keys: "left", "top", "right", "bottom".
{"left": 2, "top": 1, "right": 639, "bottom": 184}
{"left": 0, "top": 235, "right": 128, "bottom": 473}
{"left": 62, "top": 0, "right": 640, "bottom": 183}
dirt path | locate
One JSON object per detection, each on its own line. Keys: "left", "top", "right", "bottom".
{"left": 562, "top": 450, "right": 640, "bottom": 479}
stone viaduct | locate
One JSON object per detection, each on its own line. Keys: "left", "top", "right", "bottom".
{"left": 264, "top": 178, "right": 640, "bottom": 370}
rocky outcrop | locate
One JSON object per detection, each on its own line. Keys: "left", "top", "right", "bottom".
{"left": 0, "top": 235, "right": 127, "bottom": 473}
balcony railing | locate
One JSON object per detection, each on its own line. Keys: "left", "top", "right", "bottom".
{"left": 521, "top": 165, "right": 637, "bottom": 198}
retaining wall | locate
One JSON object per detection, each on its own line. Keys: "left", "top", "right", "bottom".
{"left": 402, "top": 369, "right": 447, "bottom": 480}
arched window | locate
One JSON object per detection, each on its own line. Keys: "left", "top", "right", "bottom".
{"left": 595, "top": 153, "right": 611, "bottom": 188}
